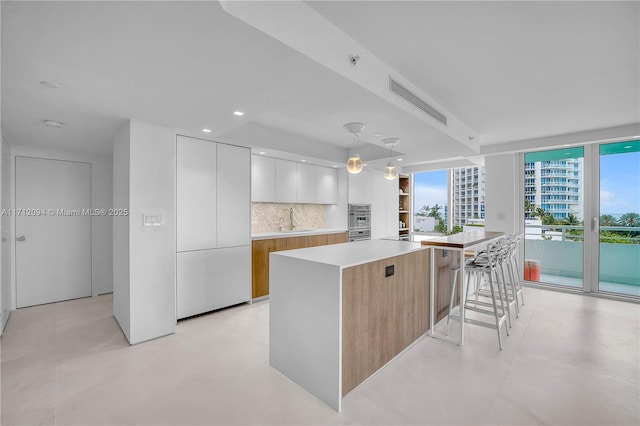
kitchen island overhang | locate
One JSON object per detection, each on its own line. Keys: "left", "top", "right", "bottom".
{"left": 268, "top": 239, "right": 431, "bottom": 412}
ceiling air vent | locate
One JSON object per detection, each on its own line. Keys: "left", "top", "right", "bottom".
{"left": 389, "top": 77, "right": 447, "bottom": 126}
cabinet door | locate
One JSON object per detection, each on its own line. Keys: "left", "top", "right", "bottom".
{"left": 177, "top": 136, "right": 216, "bottom": 252}
{"left": 296, "top": 163, "right": 316, "bottom": 204}
{"left": 327, "top": 232, "right": 348, "bottom": 245}
{"left": 286, "top": 236, "right": 309, "bottom": 250}
{"left": 315, "top": 166, "right": 338, "bottom": 204}
{"left": 307, "top": 233, "right": 328, "bottom": 247}
{"left": 251, "top": 155, "right": 276, "bottom": 202}
{"left": 177, "top": 247, "right": 251, "bottom": 319}
{"left": 217, "top": 143, "right": 250, "bottom": 248}
{"left": 275, "top": 159, "right": 297, "bottom": 203}
{"left": 348, "top": 170, "right": 372, "bottom": 205}
{"left": 251, "top": 238, "right": 287, "bottom": 298}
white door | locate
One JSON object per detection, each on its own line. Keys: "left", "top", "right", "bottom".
{"left": 15, "top": 157, "right": 91, "bottom": 308}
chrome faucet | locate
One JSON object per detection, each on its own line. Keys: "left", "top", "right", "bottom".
{"left": 279, "top": 217, "right": 285, "bottom": 231}
{"left": 289, "top": 208, "right": 295, "bottom": 230}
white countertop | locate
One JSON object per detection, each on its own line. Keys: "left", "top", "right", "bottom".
{"left": 271, "top": 238, "right": 427, "bottom": 268}
{"left": 252, "top": 228, "right": 347, "bottom": 240}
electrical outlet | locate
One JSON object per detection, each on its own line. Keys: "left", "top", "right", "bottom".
{"left": 385, "top": 265, "right": 395, "bottom": 277}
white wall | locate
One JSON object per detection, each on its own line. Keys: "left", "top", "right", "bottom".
{"left": 113, "top": 120, "right": 176, "bottom": 345}
{"left": 1, "top": 135, "right": 10, "bottom": 332}
{"left": 484, "top": 153, "right": 520, "bottom": 235}
{"left": 8, "top": 145, "right": 113, "bottom": 311}
{"left": 128, "top": 120, "right": 176, "bottom": 344}
{"left": 112, "top": 122, "right": 131, "bottom": 341}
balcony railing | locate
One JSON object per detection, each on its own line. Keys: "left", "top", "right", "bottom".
{"left": 524, "top": 224, "right": 640, "bottom": 291}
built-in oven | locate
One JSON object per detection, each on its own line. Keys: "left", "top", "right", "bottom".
{"left": 348, "top": 204, "right": 371, "bottom": 230}
{"left": 348, "top": 204, "right": 371, "bottom": 241}
{"left": 348, "top": 229, "right": 371, "bottom": 242}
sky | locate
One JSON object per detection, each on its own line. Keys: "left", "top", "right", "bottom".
{"left": 600, "top": 152, "right": 640, "bottom": 215}
{"left": 413, "top": 170, "right": 448, "bottom": 214}
{"left": 413, "top": 150, "right": 639, "bottom": 217}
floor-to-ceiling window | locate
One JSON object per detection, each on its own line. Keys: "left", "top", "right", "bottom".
{"left": 523, "top": 147, "right": 585, "bottom": 289}
{"left": 598, "top": 140, "right": 640, "bottom": 297}
{"left": 413, "top": 170, "right": 448, "bottom": 233}
{"left": 523, "top": 142, "right": 639, "bottom": 298}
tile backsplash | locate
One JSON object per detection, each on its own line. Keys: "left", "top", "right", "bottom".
{"left": 252, "top": 203, "right": 325, "bottom": 233}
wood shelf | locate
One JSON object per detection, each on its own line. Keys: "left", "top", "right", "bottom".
{"left": 398, "top": 175, "right": 411, "bottom": 238}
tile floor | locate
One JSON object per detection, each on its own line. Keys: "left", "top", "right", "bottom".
{"left": 1, "top": 287, "right": 639, "bottom": 425}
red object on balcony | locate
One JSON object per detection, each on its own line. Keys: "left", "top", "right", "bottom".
{"left": 525, "top": 259, "right": 540, "bottom": 282}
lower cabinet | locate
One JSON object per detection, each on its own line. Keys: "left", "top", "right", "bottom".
{"left": 252, "top": 232, "right": 348, "bottom": 299}
{"left": 177, "top": 246, "right": 251, "bottom": 319}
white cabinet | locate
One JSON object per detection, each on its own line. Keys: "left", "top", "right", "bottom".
{"left": 251, "top": 155, "right": 275, "bottom": 202}
{"left": 252, "top": 157, "right": 338, "bottom": 204}
{"left": 176, "top": 246, "right": 251, "bottom": 319}
{"left": 218, "top": 143, "right": 250, "bottom": 248}
{"left": 296, "top": 163, "right": 316, "bottom": 203}
{"left": 316, "top": 166, "right": 338, "bottom": 204}
{"left": 275, "top": 159, "right": 297, "bottom": 203}
{"left": 348, "top": 170, "right": 372, "bottom": 205}
{"left": 176, "top": 136, "right": 217, "bottom": 252}
{"left": 176, "top": 136, "right": 251, "bottom": 319}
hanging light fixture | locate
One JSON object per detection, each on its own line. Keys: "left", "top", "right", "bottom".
{"left": 383, "top": 138, "right": 399, "bottom": 180}
{"left": 344, "top": 122, "right": 365, "bottom": 174}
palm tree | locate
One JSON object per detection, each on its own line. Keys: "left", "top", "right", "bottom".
{"left": 429, "top": 204, "right": 442, "bottom": 221}
{"left": 416, "top": 204, "right": 430, "bottom": 217}
{"left": 564, "top": 213, "right": 580, "bottom": 226}
{"left": 619, "top": 212, "right": 640, "bottom": 227}
{"left": 599, "top": 214, "right": 617, "bottom": 226}
{"left": 534, "top": 207, "right": 547, "bottom": 220}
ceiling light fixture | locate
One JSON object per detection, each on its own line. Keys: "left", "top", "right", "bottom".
{"left": 43, "top": 120, "right": 63, "bottom": 128}
{"left": 397, "top": 158, "right": 403, "bottom": 162}
{"left": 383, "top": 138, "right": 399, "bottom": 180}
{"left": 202, "top": 128, "right": 212, "bottom": 133}
{"left": 259, "top": 151, "right": 266, "bottom": 155}
{"left": 39, "top": 81, "right": 60, "bottom": 89}
{"left": 344, "top": 122, "right": 365, "bottom": 174}
{"left": 301, "top": 159, "right": 307, "bottom": 162}
{"left": 233, "top": 111, "right": 244, "bottom": 116}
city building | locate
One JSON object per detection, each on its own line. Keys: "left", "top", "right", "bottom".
{"left": 525, "top": 158, "right": 584, "bottom": 221}
{"left": 449, "top": 166, "right": 485, "bottom": 227}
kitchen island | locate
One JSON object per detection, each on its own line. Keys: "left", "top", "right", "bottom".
{"left": 269, "top": 239, "right": 430, "bottom": 412}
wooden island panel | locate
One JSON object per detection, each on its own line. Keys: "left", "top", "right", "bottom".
{"left": 341, "top": 249, "right": 430, "bottom": 396}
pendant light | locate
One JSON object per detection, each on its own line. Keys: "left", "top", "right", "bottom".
{"left": 383, "top": 138, "right": 399, "bottom": 180}
{"left": 344, "top": 122, "right": 365, "bottom": 174}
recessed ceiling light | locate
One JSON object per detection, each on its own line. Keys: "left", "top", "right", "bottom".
{"left": 233, "top": 111, "right": 244, "bottom": 116}
{"left": 259, "top": 151, "right": 266, "bottom": 155}
{"left": 43, "top": 120, "right": 63, "bottom": 128}
{"left": 301, "top": 159, "right": 307, "bottom": 162}
{"left": 373, "top": 133, "right": 381, "bottom": 137}
{"left": 39, "top": 81, "right": 60, "bottom": 89}
{"left": 333, "top": 165, "right": 338, "bottom": 168}
{"left": 363, "top": 163, "right": 368, "bottom": 167}
{"left": 202, "top": 128, "right": 212, "bottom": 133}
{"left": 397, "top": 158, "right": 403, "bottom": 162}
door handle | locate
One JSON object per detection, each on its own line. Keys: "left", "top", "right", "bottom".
{"left": 16, "top": 236, "right": 25, "bottom": 242}
{"left": 591, "top": 217, "right": 599, "bottom": 233}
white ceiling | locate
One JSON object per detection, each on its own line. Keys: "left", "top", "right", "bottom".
{"left": 2, "top": 1, "right": 638, "bottom": 171}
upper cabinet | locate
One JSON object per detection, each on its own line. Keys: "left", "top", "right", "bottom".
{"left": 217, "top": 143, "right": 251, "bottom": 248}
{"left": 251, "top": 155, "right": 337, "bottom": 204}
{"left": 296, "top": 163, "right": 316, "bottom": 203}
{"left": 177, "top": 136, "right": 217, "bottom": 252}
{"left": 275, "top": 159, "right": 297, "bottom": 203}
{"left": 177, "top": 136, "right": 251, "bottom": 252}
{"left": 251, "top": 155, "right": 276, "bottom": 202}
{"left": 316, "top": 166, "right": 338, "bottom": 204}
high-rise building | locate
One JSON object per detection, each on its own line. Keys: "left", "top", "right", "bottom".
{"left": 525, "top": 158, "right": 583, "bottom": 220}
{"left": 449, "top": 166, "right": 485, "bottom": 227}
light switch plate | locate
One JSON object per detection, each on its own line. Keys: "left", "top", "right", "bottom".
{"left": 143, "top": 214, "right": 163, "bottom": 227}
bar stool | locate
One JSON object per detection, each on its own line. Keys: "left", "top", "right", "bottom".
{"left": 447, "top": 243, "right": 509, "bottom": 350}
